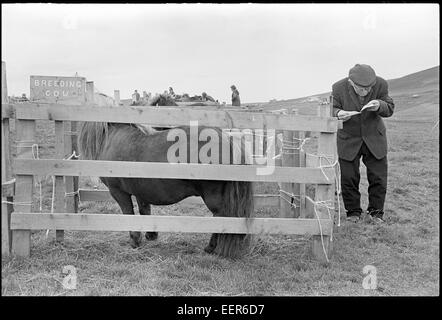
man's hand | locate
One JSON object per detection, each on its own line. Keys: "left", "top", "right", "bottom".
{"left": 362, "top": 100, "right": 380, "bottom": 112}
{"left": 337, "top": 110, "right": 359, "bottom": 122}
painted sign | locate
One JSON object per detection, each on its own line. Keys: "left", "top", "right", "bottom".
{"left": 30, "top": 75, "right": 86, "bottom": 104}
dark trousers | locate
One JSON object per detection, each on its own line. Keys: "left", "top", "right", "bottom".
{"left": 339, "top": 142, "right": 388, "bottom": 214}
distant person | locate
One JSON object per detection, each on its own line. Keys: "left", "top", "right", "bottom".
{"left": 332, "top": 64, "right": 395, "bottom": 223}
{"left": 169, "top": 87, "right": 175, "bottom": 98}
{"left": 132, "top": 90, "right": 140, "bottom": 105}
{"left": 231, "top": 85, "right": 241, "bottom": 106}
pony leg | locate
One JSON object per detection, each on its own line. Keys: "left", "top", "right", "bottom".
{"left": 200, "top": 189, "right": 223, "bottom": 254}
{"left": 108, "top": 188, "right": 141, "bottom": 248}
{"left": 204, "top": 233, "right": 218, "bottom": 254}
{"left": 135, "top": 197, "right": 158, "bottom": 241}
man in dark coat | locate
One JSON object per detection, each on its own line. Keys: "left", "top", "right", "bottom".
{"left": 332, "top": 64, "right": 394, "bottom": 222}
{"left": 231, "top": 85, "right": 241, "bottom": 106}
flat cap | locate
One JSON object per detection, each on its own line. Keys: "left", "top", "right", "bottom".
{"left": 348, "top": 64, "right": 376, "bottom": 87}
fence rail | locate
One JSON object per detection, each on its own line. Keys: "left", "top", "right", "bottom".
{"left": 11, "top": 213, "right": 333, "bottom": 235}
{"left": 12, "top": 159, "right": 335, "bottom": 184}
{"left": 1, "top": 102, "right": 340, "bottom": 132}
{"left": 78, "top": 191, "right": 280, "bottom": 208}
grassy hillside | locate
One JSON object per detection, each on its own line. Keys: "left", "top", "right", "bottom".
{"left": 387, "top": 66, "right": 439, "bottom": 95}
{"left": 257, "top": 66, "right": 439, "bottom": 120}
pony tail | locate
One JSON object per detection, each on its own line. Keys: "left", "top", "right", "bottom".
{"left": 223, "top": 181, "right": 254, "bottom": 219}
{"left": 213, "top": 181, "right": 254, "bottom": 259}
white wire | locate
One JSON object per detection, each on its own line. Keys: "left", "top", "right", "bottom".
{"left": 31, "top": 144, "right": 43, "bottom": 213}
{"left": 313, "top": 201, "right": 331, "bottom": 263}
{"left": 1, "top": 201, "right": 32, "bottom": 205}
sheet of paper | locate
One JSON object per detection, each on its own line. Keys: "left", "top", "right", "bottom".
{"left": 360, "top": 103, "right": 375, "bottom": 112}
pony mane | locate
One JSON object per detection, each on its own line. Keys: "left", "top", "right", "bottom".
{"left": 133, "top": 124, "right": 159, "bottom": 135}
{"left": 78, "top": 122, "right": 109, "bottom": 160}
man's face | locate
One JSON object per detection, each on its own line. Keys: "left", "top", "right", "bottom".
{"left": 349, "top": 79, "right": 372, "bottom": 97}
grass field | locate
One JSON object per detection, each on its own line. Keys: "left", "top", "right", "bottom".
{"left": 1, "top": 87, "right": 439, "bottom": 296}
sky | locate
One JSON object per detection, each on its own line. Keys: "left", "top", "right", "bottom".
{"left": 1, "top": 3, "right": 440, "bottom": 103}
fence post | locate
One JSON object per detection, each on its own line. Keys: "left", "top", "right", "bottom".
{"left": 63, "top": 78, "right": 85, "bottom": 216}
{"left": 328, "top": 95, "right": 338, "bottom": 214}
{"left": 64, "top": 77, "right": 85, "bottom": 215}
{"left": 64, "top": 120, "right": 79, "bottom": 215}
{"left": 1, "top": 61, "right": 13, "bottom": 256}
{"left": 114, "top": 90, "right": 120, "bottom": 106}
{"left": 291, "top": 109, "right": 304, "bottom": 218}
{"left": 54, "top": 121, "right": 65, "bottom": 242}
{"left": 279, "top": 108, "right": 303, "bottom": 218}
{"left": 312, "top": 102, "right": 336, "bottom": 262}
{"left": 262, "top": 123, "right": 267, "bottom": 163}
{"left": 274, "top": 109, "right": 294, "bottom": 218}
{"left": 11, "top": 120, "right": 36, "bottom": 257}
{"left": 273, "top": 109, "right": 285, "bottom": 214}
{"left": 280, "top": 128, "right": 296, "bottom": 218}
{"left": 299, "top": 130, "right": 306, "bottom": 218}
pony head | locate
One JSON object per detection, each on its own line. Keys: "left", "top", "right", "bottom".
{"left": 145, "top": 93, "right": 177, "bottom": 106}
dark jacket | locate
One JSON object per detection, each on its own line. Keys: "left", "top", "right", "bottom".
{"left": 332, "top": 76, "right": 394, "bottom": 161}
{"left": 232, "top": 89, "right": 241, "bottom": 106}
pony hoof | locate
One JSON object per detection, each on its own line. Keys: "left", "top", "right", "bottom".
{"left": 204, "top": 245, "right": 215, "bottom": 254}
{"left": 145, "top": 232, "right": 158, "bottom": 241}
{"left": 129, "top": 233, "right": 142, "bottom": 248}
{"left": 130, "top": 239, "right": 141, "bottom": 248}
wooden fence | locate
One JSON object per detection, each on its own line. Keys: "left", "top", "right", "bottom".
{"left": 1, "top": 61, "right": 341, "bottom": 262}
